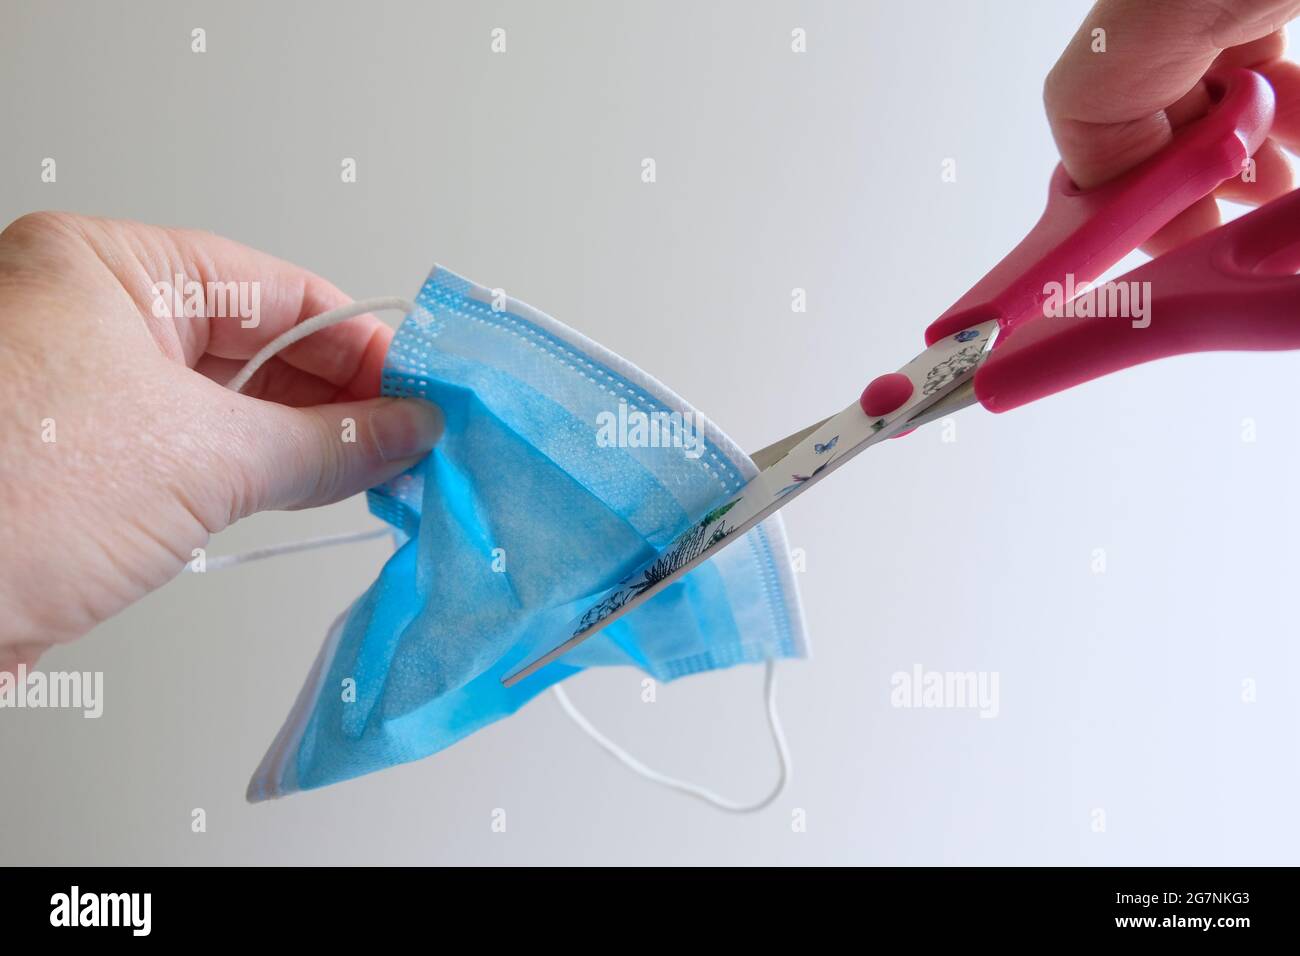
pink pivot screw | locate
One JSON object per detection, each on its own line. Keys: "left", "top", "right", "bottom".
{"left": 860, "top": 371, "right": 913, "bottom": 417}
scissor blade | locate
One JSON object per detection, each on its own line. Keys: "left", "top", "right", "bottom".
{"left": 750, "top": 416, "right": 832, "bottom": 470}
{"left": 500, "top": 320, "right": 999, "bottom": 687}
{"left": 900, "top": 378, "right": 979, "bottom": 429}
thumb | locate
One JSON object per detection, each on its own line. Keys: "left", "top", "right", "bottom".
{"left": 226, "top": 396, "right": 444, "bottom": 514}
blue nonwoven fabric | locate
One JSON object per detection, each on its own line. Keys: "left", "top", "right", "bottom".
{"left": 248, "top": 267, "right": 808, "bottom": 800}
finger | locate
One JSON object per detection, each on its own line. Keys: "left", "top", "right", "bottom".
{"left": 216, "top": 394, "right": 445, "bottom": 516}
{"left": 1211, "top": 28, "right": 1289, "bottom": 67}
{"left": 1214, "top": 136, "right": 1296, "bottom": 202}
{"left": 1044, "top": 0, "right": 1300, "bottom": 187}
{"left": 1141, "top": 194, "right": 1222, "bottom": 257}
{"left": 0, "top": 641, "right": 51, "bottom": 676}
{"left": 1257, "top": 57, "right": 1300, "bottom": 150}
{"left": 157, "top": 225, "right": 397, "bottom": 397}
{"left": 70, "top": 217, "right": 395, "bottom": 398}
{"left": 1164, "top": 78, "right": 1215, "bottom": 130}
{"left": 258, "top": 309, "right": 394, "bottom": 400}
{"left": 1171, "top": 33, "right": 1290, "bottom": 139}
{"left": 193, "top": 354, "right": 354, "bottom": 407}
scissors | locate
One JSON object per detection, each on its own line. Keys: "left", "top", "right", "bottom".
{"left": 504, "top": 67, "right": 1300, "bottom": 687}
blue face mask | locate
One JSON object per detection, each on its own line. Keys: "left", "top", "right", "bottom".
{"left": 248, "top": 267, "right": 807, "bottom": 800}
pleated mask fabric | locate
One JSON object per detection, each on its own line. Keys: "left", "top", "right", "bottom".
{"left": 248, "top": 266, "right": 808, "bottom": 800}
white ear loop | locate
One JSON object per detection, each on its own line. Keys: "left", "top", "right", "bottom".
{"left": 552, "top": 661, "right": 789, "bottom": 813}
{"left": 224, "top": 296, "right": 419, "bottom": 394}
{"left": 217, "top": 297, "right": 791, "bottom": 813}
{"left": 203, "top": 526, "right": 394, "bottom": 571}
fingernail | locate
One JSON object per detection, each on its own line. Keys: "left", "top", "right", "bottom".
{"left": 370, "top": 399, "right": 444, "bottom": 462}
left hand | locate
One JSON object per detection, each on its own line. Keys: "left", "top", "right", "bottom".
{"left": 0, "top": 212, "right": 443, "bottom": 667}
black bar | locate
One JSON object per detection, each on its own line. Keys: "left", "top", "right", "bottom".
{"left": 0, "top": 866, "right": 1288, "bottom": 941}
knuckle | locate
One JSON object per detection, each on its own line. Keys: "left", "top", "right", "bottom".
{"left": 1, "top": 210, "right": 84, "bottom": 248}
{"left": 1042, "top": 61, "right": 1072, "bottom": 117}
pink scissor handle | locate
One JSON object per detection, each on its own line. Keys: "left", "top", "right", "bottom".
{"left": 973, "top": 186, "right": 1300, "bottom": 412}
{"left": 925, "top": 68, "right": 1275, "bottom": 347}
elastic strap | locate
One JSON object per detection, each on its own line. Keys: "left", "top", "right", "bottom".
{"left": 552, "top": 660, "right": 789, "bottom": 813}
{"left": 224, "top": 297, "right": 419, "bottom": 394}
{"left": 204, "top": 527, "right": 393, "bottom": 571}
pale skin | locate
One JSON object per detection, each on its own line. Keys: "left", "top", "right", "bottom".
{"left": 1045, "top": 0, "right": 1300, "bottom": 252}
{"left": 1, "top": 0, "right": 1298, "bottom": 670}
{"left": 0, "top": 216, "right": 444, "bottom": 668}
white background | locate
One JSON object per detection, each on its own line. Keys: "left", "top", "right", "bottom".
{"left": 1, "top": 0, "right": 1297, "bottom": 865}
